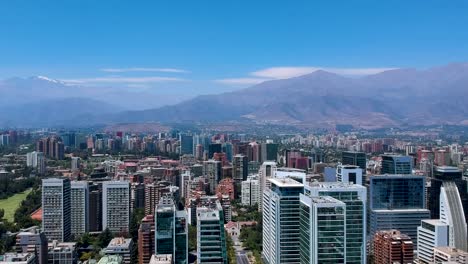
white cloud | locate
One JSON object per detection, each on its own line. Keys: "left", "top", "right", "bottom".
{"left": 213, "top": 78, "right": 270, "bottom": 85}
{"left": 100, "top": 67, "right": 189, "bottom": 73}
{"left": 61, "top": 76, "right": 187, "bottom": 84}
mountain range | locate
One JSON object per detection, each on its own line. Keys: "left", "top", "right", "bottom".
{"left": 1, "top": 63, "right": 468, "bottom": 128}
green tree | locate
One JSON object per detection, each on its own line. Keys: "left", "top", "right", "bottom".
{"left": 225, "top": 231, "right": 236, "bottom": 264}
{"left": 188, "top": 225, "right": 197, "bottom": 252}
{"left": 97, "top": 228, "right": 113, "bottom": 248}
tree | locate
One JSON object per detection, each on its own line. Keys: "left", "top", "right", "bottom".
{"left": 97, "top": 228, "right": 113, "bottom": 248}
{"left": 225, "top": 231, "right": 236, "bottom": 264}
{"left": 188, "top": 225, "right": 197, "bottom": 252}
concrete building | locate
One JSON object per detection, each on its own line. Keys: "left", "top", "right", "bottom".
{"left": 70, "top": 181, "right": 88, "bottom": 239}
{"left": 98, "top": 255, "right": 123, "bottom": 264}
{"left": 102, "top": 238, "right": 133, "bottom": 264}
{"left": 439, "top": 182, "right": 468, "bottom": 251}
{"left": 299, "top": 195, "right": 346, "bottom": 264}
{"left": 15, "top": 227, "right": 48, "bottom": 264}
{"left": 433, "top": 247, "right": 468, "bottom": 264}
{"left": 71, "top": 157, "right": 80, "bottom": 171}
{"left": 149, "top": 254, "right": 172, "bottom": 264}
{"left": 138, "top": 215, "right": 155, "bottom": 264}
{"left": 203, "top": 160, "right": 222, "bottom": 194}
{"left": 0, "top": 253, "right": 36, "bottom": 264}
{"left": 305, "top": 182, "right": 367, "bottom": 264}
{"left": 196, "top": 201, "right": 227, "bottom": 264}
{"left": 417, "top": 220, "right": 449, "bottom": 264}
{"left": 26, "top": 151, "right": 46, "bottom": 175}
{"left": 241, "top": 175, "right": 260, "bottom": 206}
{"left": 232, "top": 154, "right": 248, "bottom": 197}
{"left": 258, "top": 161, "right": 277, "bottom": 211}
{"left": 336, "top": 163, "right": 364, "bottom": 185}
{"left": 261, "top": 141, "right": 278, "bottom": 162}
{"left": 102, "top": 181, "right": 130, "bottom": 234}
{"left": 47, "top": 241, "right": 77, "bottom": 264}
{"left": 263, "top": 178, "right": 303, "bottom": 264}
{"left": 373, "top": 230, "right": 414, "bottom": 264}
{"left": 42, "top": 178, "right": 71, "bottom": 242}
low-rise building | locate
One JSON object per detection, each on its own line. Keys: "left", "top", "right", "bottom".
{"left": 102, "top": 238, "right": 133, "bottom": 264}
{"left": 0, "top": 253, "right": 36, "bottom": 264}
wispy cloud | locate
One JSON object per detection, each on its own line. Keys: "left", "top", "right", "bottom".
{"left": 100, "top": 67, "right": 189, "bottom": 73}
{"left": 215, "top": 66, "right": 397, "bottom": 86}
{"left": 61, "top": 76, "right": 187, "bottom": 84}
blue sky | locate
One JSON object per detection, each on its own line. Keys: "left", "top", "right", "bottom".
{"left": 1, "top": 0, "right": 468, "bottom": 95}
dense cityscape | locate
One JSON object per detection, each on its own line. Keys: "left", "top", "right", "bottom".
{"left": 0, "top": 126, "right": 467, "bottom": 263}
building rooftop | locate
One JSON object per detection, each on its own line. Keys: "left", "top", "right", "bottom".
{"left": 268, "top": 177, "right": 303, "bottom": 188}
{"left": 310, "top": 196, "right": 345, "bottom": 205}
{"left": 307, "top": 181, "right": 365, "bottom": 189}
{"left": 436, "top": 166, "right": 461, "bottom": 172}
{"left": 421, "top": 219, "right": 448, "bottom": 226}
{"left": 106, "top": 238, "right": 132, "bottom": 250}
{"left": 434, "top": 246, "right": 468, "bottom": 256}
{"left": 0, "top": 253, "right": 35, "bottom": 263}
{"left": 97, "top": 255, "right": 123, "bottom": 264}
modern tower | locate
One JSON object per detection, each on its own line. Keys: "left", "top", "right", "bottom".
{"left": 102, "top": 181, "right": 130, "bottom": 234}
{"left": 258, "top": 161, "right": 277, "bottom": 211}
{"left": 261, "top": 141, "right": 278, "bottom": 162}
{"left": 417, "top": 220, "right": 449, "bottom": 264}
{"left": 380, "top": 154, "right": 413, "bottom": 174}
{"left": 196, "top": 200, "right": 227, "bottom": 264}
{"left": 341, "top": 151, "right": 366, "bottom": 174}
{"left": 336, "top": 163, "right": 364, "bottom": 185}
{"left": 262, "top": 178, "right": 303, "bottom": 264}
{"left": 439, "top": 182, "right": 468, "bottom": 251}
{"left": 42, "top": 178, "right": 71, "bottom": 242}
{"left": 232, "top": 154, "right": 248, "bottom": 198}
{"left": 179, "top": 134, "right": 193, "bottom": 155}
{"left": 299, "top": 195, "right": 346, "bottom": 264}
{"left": 70, "top": 181, "right": 89, "bottom": 239}
{"left": 306, "top": 182, "right": 367, "bottom": 264}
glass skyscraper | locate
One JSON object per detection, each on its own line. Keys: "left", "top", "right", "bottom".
{"left": 380, "top": 154, "right": 413, "bottom": 174}
{"left": 196, "top": 200, "right": 227, "bottom": 264}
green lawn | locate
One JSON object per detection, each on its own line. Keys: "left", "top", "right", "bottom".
{"left": 0, "top": 189, "right": 32, "bottom": 222}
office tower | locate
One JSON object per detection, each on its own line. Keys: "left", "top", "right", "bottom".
{"left": 42, "top": 178, "right": 71, "bottom": 242}
{"left": 145, "top": 181, "right": 171, "bottom": 216}
{"left": 381, "top": 154, "right": 413, "bottom": 174}
{"left": 196, "top": 201, "right": 227, "bottom": 264}
{"left": 0, "top": 134, "right": 10, "bottom": 146}
{"left": 208, "top": 143, "right": 222, "bottom": 159}
{"left": 261, "top": 141, "right": 278, "bottom": 162}
{"left": 102, "top": 238, "right": 134, "bottom": 264}
{"left": 26, "top": 151, "right": 46, "bottom": 175}
{"left": 15, "top": 227, "right": 48, "bottom": 264}
{"left": 71, "top": 157, "right": 80, "bottom": 171}
{"left": 248, "top": 161, "right": 260, "bottom": 175}
{"left": 258, "top": 161, "right": 277, "bottom": 211}
{"left": 47, "top": 241, "right": 77, "bottom": 264}
{"left": 263, "top": 178, "right": 303, "bottom": 264}
{"left": 429, "top": 166, "right": 468, "bottom": 221}
{"left": 373, "top": 230, "right": 414, "bottom": 264}
{"left": 299, "top": 196, "right": 346, "bottom": 264}
{"left": 440, "top": 182, "right": 468, "bottom": 251}
{"left": 433, "top": 247, "right": 468, "bottom": 263}
{"left": 336, "top": 163, "right": 364, "bottom": 185}
{"left": 306, "top": 182, "right": 367, "bottom": 264}
{"left": 138, "top": 215, "right": 155, "bottom": 264}
{"left": 248, "top": 142, "right": 260, "bottom": 162}
{"left": 155, "top": 196, "right": 188, "bottom": 264}
{"left": 0, "top": 253, "right": 36, "bottom": 263}
{"left": 232, "top": 154, "right": 248, "bottom": 198}
{"left": 341, "top": 151, "right": 366, "bottom": 174}
{"left": 130, "top": 182, "right": 145, "bottom": 214}
{"left": 88, "top": 183, "right": 103, "bottom": 232}
{"left": 222, "top": 142, "right": 233, "bottom": 162}
{"left": 70, "top": 181, "right": 88, "bottom": 239}
{"left": 179, "top": 134, "right": 193, "bottom": 155}
{"left": 203, "top": 160, "right": 221, "bottom": 194}
{"left": 241, "top": 175, "right": 260, "bottom": 206}
{"left": 369, "top": 175, "right": 430, "bottom": 246}
{"left": 417, "top": 220, "right": 449, "bottom": 263}
{"left": 102, "top": 181, "right": 130, "bottom": 234}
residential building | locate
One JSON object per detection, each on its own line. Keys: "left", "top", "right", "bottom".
{"left": 70, "top": 181, "right": 88, "bottom": 239}
{"left": 203, "top": 160, "right": 221, "bottom": 194}
{"left": 102, "top": 181, "right": 130, "bottom": 234}
{"left": 71, "top": 157, "right": 80, "bottom": 171}
{"left": 196, "top": 200, "right": 227, "bottom": 264}
{"left": 373, "top": 230, "right": 414, "bottom": 264}
{"left": 241, "top": 175, "right": 260, "bottom": 206}
{"left": 138, "top": 215, "right": 155, "bottom": 264}
{"left": 232, "top": 154, "right": 248, "bottom": 198}
{"left": 145, "top": 181, "right": 171, "bottom": 216}
{"left": 305, "top": 182, "right": 367, "bottom": 264}
{"left": 262, "top": 178, "right": 303, "bottom": 264}
{"left": 26, "top": 151, "right": 46, "bottom": 175}
{"left": 42, "top": 178, "right": 71, "bottom": 242}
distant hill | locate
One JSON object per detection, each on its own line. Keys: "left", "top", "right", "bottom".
{"left": 109, "top": 63, "right": 468, "bottom": 128}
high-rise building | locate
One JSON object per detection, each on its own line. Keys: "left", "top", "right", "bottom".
{"left": 336, "top": 163, "right": 364, "bottom": 185}
{"left": 70, "top": 181, "right": 88, "bottom": 239}
{"left": 261, "top": 141, "right": 278, "bottom": 162}
{"left": 258, "top": 161, "right": 277, "bottom": 211}
{"left": 179, "top": 134, "right": 193, "bottom": 155}
{"left": 138, "top": 215, "right": 155, "bottom": 264}
{"left": 439, "top": 182, "right": 468, "bottom": 251}
{"left": 203, "top": 160, "right": 221, "bottom": 194}
{"left": 263, "top": 178, "right": 303, "bottom": 264}
{"left": 155, "top": 196, "right": 188, "bottom": 264}
{"left": 369, "top": 175, "right": 430, "bottom": 246}
{"left": 42, "top": 178, "right": 71, "bottom": 242}
{"left": 341, "top": 151, "right": 366, "bottom": 175}
{"left": 71, "top": 157, "right": 80, "bottom": 171}
{"left": 381, "top": 154, "right": 413, "bottom": 174}
{"left": 88, "top": 183, "right": 103, "bottom": 232}
{"left": 196, "top": 200, "right": 227, "bottom": 264}
{"left": 130, "top": 182, "right": 145, "bottom": 214}
{"left": 145, "top": 181, "right": 171, "bottom": 216}
{"left": 15, "top": 227, "right": 48, "bottom": 264}
{"left": 208, "top": 143, "right": 222, "bottom": 159}
{"left": 232, "top": 154, "right": 248, "bottom": 198}
{"left": 429, "top": 166, "right": 468, "bottom": 221}
{"left": 305, "top": 182, "right": 367, "bottom": 264}
{"left": 26, "top": 151, "right": 46, "bottom": 175}
{"left": 373, "top": 230, "right": 414, "bottom": 264}
{"left": 241, "top": 175, "right": 260, "bottom": 206}
{"left": 299, "top": 196, "right": 346, "bottom": 264}
{"left": 102, "top": 181, "right": 130, "bottom": 234}
{"left": 417, "top": 220, "right": 449, "bottom": 264}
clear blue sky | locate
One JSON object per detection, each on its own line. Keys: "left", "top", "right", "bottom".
{"left": 1, "top": 0, "right": 468, "bottom": 93}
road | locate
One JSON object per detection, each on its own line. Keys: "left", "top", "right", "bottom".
{"left": 236, "top": 251, "right": 250, "bottom": 264}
